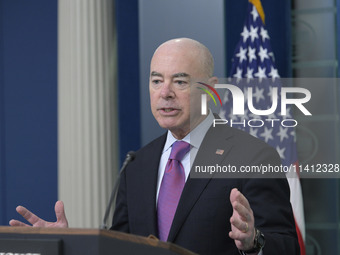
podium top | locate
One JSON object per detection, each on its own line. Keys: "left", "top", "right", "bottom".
{"left": 0, "top": 226, "right": 197, "bottom": 255}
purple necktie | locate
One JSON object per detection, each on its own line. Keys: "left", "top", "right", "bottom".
{"left": 157, "top": 141, "right": 190, "bottom": 241}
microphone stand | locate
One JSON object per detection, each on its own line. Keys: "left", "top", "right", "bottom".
{"left": 100, "top": 151, "right": 135, "bottom": 229}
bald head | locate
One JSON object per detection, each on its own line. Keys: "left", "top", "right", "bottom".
{"left": 152, "top": 38, "right": 215, "bottom": 78}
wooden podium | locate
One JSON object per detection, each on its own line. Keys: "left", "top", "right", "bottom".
{"left": 0, "top": 226, "right": 197, "bottom": 255}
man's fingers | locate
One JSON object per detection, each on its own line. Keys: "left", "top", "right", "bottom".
{"left": 55, "top": 201, "right": 69, "bottom": 227}
{"left": 11, "top": 201, "right": 68, "bottom": 229}
{"left": 229, "top": 230, "right": 243, "bottom": 241}
{"left": 16, "top": 205, "right": 44, "bottom": 226}
{"left": 229, "top": 227, "right": 256, "bottom": 249}
{"left": 230, "top": 188, "right": 251, "bottom": 211}
{"left": 230, "top": 188, "right": 253, "bottom": 224}
{"left": 9, "top": 219, "right": 31, "bottom": 227}
{"left": 230, "top": 216, "right": 249, "bottom": 234}
{"left": 231, "top": 200, "right": 250, "bottom": 222}
{"left": 229, "top": 215, "right": 256, "bottom": 251}
{"left": 229, "top": 188, "right": 256, "bottom": 251}
{"left": 55, "top": 201, "right": 65, "bottom": 220}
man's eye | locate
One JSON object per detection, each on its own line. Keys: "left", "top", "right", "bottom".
{"left": 175, "top": 80, "right": 187, "bottom": 85}
{"left": 152, "top": 80, "right": 161, "bottom": 84}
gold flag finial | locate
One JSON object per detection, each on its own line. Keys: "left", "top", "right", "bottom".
{"left": 249, "top": 0, "right": 265, "bottom": 24}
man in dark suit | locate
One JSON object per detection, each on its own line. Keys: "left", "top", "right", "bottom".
{"left": 10, "top": 38, "right": 300, "bottom": 255}
{"left": 111, "top": 38, "right": 299, "bottom": 254}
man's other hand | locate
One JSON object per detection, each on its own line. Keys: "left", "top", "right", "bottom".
{"left": 229, "top": 188, "right": 256, "bottom": 251}
{"left": 9, "top": 200, "right": 68, "bottom": 228}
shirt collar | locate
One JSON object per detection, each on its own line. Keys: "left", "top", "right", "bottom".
{"left": 163, "top": 110, "right": 214, "bottom": 153}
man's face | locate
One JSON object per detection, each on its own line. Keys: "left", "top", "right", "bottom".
{"left": 149, "top": 43, "right": 208, "bottom": 139}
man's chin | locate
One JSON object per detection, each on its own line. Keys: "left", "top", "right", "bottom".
{"left": 158, "top": 122, "right": 180, "bottom": 130}
{"left": 156, "top": 117, "right": 180, "bottom": 129}
{"left": 157, "top": 122, "right": 190, "bottom": 138}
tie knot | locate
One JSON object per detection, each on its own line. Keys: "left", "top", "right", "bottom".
{"left": 169, "top": 141, "right": 190, "bottom": 161}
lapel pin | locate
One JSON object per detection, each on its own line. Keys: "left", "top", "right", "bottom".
{"left": 215, "top": 149, "right": 224, "bottom": 155}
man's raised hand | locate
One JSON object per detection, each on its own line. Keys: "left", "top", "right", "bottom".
{"left": 229, "top": 188, "right": 256, "bottom": 251}
{"left": 9, "top": 200, "right": 68, "bottom": 228}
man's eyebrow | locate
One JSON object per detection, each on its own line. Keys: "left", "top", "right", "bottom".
{"left": 150, "top": 72, "right": 190, "bottom": 78}
{"left": 150, "top": 71, "right": 163, "bottom": 77}
{"left": 172, "top": 73, "right": 190, "bottom": 78}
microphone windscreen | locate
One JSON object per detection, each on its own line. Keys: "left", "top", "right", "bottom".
{"left": 127, "top": 151, "right": 136, "bottom": 161}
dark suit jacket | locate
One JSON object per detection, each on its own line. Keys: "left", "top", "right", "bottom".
{"left": 111, "top": 123, "right": 300, "bottom": 255}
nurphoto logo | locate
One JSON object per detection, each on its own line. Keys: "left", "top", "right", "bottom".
{"left": 198, "top": 82, "right": 312, "bottom": 128}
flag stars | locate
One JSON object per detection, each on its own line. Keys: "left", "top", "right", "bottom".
{"left": 240, "top": 109, "right": 250, "bottom": 121}
{"left": 268, "top": 66, "right": 280, "bottom": 81}
{"left": 249, "top": 112, "right": 261, "bottom": 119}
{"left": 276, "top": 146, "right": 286, "bottom": 160}
{"left": 286, "top": 107, "right": 292, "bottom": 118}
{"left": 253, "top": 87, "right": 265, "bottom": 103}
{"left": 249, "top": 25, "right": 259, "bottom": 42}
{"left": 260, "top": 127, "right": 274, "bottom": 143}
{"left": 267, "top": 112, "right": 277, "bottom": 119}
{"left": 224, "top": 4, "right": 299, "bottom": 178}
{"left": 233, "top": 67, "right": 243, "bottom": 82}
{"left": 258, "top": 46, "right": 269, "bottom": 62}
{"left": 222, "top": 90, "right": 229, "bottom": 104}
{"left": 245, "top": 67, "right": 254, "bottom": 82}
{"left": 254, "top": 67, "right": 267, "bottom": 82}
{"left": 290, "top": 130, "right": 297, "bottom": 143}
{"left": 260, "top": 27, "right": 270, "bottom": 41}
{"left": 251, "top": 6, "right": 259, "bottom": 22}
{"left": 267, "top": 86, "right": 280, "bottom": 102}
{"left": 241, "top": 26, "right": 250, "bottom": 43}
{"left": 248, "top": 47, "right": 256, "bottom": 63}
{"left": 268, "top": 86, "right": 273, "bottom": 98}
{"left": 277, "top": 126, "right": 289, "bottom": 142}
{"left": 280, "top": 107, "right": 292, "bottom": 119}
{"left": 219, "top": 107, "right": 226, "bottom": 119}
{"left": 236, "top": 47, "right": 247, "bottom": 63}
{"left": 249, "top": 128, "right": 258, "bottom": 138}
{"left": 228, "top": 109, "right": 239, "bottom": 121}
{"left": 269, "top": 52, "right": 275, "bottom": 62}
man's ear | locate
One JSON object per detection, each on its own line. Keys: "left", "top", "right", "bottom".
{"left": 208, "top": 76, "right": 219, "bottom": 87}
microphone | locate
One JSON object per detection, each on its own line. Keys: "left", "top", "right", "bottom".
{"left": 100, "top": 151, "right": 136, "bottom": 229}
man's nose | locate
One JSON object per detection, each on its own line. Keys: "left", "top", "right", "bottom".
{"left": 160, "top": 81, "right": 174, "bottom": 98}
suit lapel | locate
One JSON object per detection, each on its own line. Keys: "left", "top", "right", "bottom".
{"left": 137, "top": 133, "right": 167, "bottom": 236}
{"left": 167, "top": 123, "right": 235, "bottom": 242}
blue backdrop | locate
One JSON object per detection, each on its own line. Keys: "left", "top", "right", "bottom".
{"left": 116, "top": 0, "right": 141, "bottom": 164}
{"left": 0, "top": 0, "right": 58, "bottom": 225}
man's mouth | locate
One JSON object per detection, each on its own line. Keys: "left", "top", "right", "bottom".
{"left": 159, "top": 108, "right": 180, "bottom": 114}
{"left": 163, "top": 108, "right": 175, "bottom": 112}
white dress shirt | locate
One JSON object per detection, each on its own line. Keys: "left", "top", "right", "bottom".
{"left": 156, "top": 111, "right": 214, "bottom": 202}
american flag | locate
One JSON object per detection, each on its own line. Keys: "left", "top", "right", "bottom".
{"left": 220, "top": 1, "right": 306, "bottom": 254}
